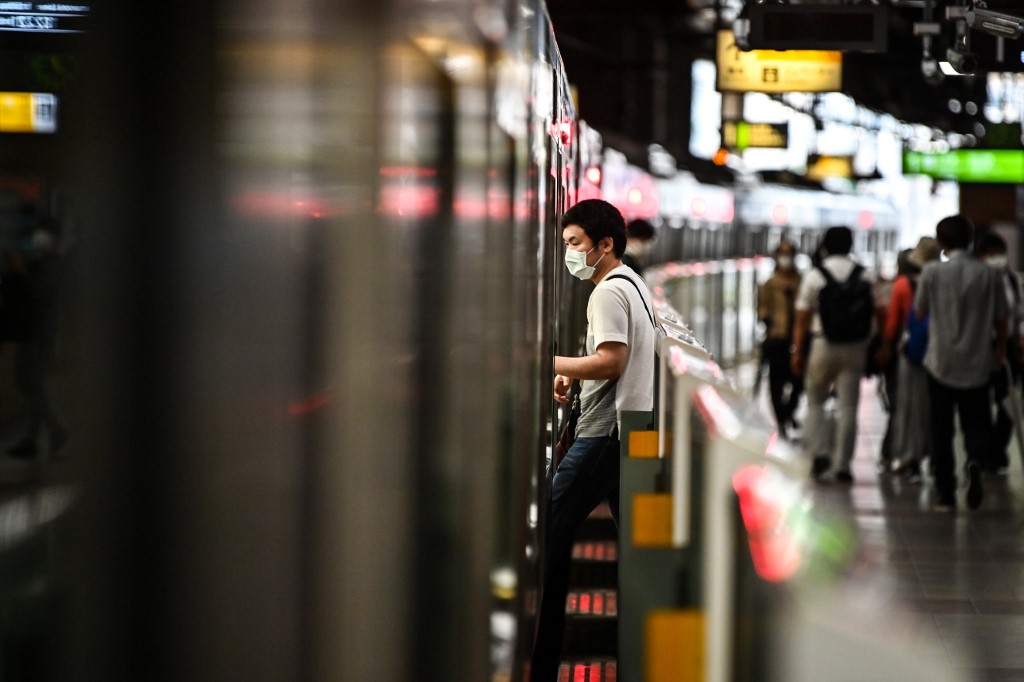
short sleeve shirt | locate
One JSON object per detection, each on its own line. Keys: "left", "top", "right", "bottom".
{"left": 915, "top": 250, "right": 1009, "bottom": 388}
{"left": 576, "top": 265, "right": 657, "bottom": 437}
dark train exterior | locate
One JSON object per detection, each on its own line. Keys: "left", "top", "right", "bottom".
{"left": 0, "top": 0, "right": 899, "bottom": 680}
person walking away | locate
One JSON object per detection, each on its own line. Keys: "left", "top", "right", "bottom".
{"left": 790, "top": 226, "right": 885, "bottom": 484}
{"left": 915, "top": 215, "right": 1008, "bottom": 511}
{"left": 876, "top": 237, "right": 941, "bottom": 482}
{"left": 873, "top": 247, "right": 911, "bottom": 472}
{"left": 532, "top": 199, "right": 657, "bottom": 682}
{"left": 757, "top": 239, "right": 803, "bottom": 439}
{"left": 977, "top": 231, "right": 1023, "bottom": 476}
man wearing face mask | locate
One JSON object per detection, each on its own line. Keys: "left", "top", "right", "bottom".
{"left": 532, "top": 199, "right": 657, "bottom": 682}
{"left": 978, "top": 231, "right": 1023, "bottom": 475}
{"left": 621, "top": 218, "right": 656, "bottom": 277}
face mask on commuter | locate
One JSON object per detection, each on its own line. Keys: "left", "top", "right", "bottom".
{"left": 565, "top": 245, "right": 606, "bottom": 280}
{"left": 626, "top": 240, "right": 652, "bottom": 259}
{"left": 986, "top": 255, "right": 1009, "bottom": 269}
{"left": 776, "top": 255, "right": 794, "bottom": 270}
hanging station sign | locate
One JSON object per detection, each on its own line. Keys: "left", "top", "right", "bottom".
{"left": 716, "top": 30, "right": 842, "bottom": 93}
{"left": 0, "top": 2, "right": 89, "bottom": 33}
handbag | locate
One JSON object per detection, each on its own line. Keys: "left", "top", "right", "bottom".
{"left": 553, "top": 379, "right": 617, "bottom": 465}
{"left": 553, "top": 381, "right": 582, "bottom": 464}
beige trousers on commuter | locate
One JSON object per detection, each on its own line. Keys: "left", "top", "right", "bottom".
{"left": 804, "top": 336, "right": 869, "bottom": 472}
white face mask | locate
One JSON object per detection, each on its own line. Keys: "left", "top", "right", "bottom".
{"left": 626, "top": 241, "right": 652, "bottom": 260}
{"left": 565, "top": 246, "right": 605, "bottom": 280}
{"left": 776, "top": 255, "right": 794, "bottom": 270}
{"left": 986, "top": 255, "right": 1009, "bottom": 269}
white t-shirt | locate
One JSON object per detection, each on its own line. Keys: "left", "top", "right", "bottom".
{"left": 576, "top": 265, "right": 658, "bottom": 437}
{"left": 795, "top": 255, "right": 880, "bottom": 337}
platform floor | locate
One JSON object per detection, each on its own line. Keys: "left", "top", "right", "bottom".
{"left": 737, "top": 364, "right": 1024, "bottom": 681}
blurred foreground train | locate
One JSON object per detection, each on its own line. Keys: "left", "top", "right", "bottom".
{"left": 0, "top": 0, "right": 903, "bottom": 681}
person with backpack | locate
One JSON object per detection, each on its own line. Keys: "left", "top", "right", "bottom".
{"left": 915, "top": 215, "right": 1008, "bottom": 511}
{"left": 790, "top": 226, "right": 885, "bottom": 483}
{"left": 877, "top": 237, "right": 941, "bottom": 482}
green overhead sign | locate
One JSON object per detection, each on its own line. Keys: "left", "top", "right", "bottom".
{"left": 903, "top": 149, "right": 1024, "bottom": 183}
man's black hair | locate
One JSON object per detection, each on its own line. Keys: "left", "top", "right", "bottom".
{"left": 626, "top": 219, "right": 656, "bottom": 242}
{"left": 935, "top": 214, "right": 973, "bottom": 251}
{"left": 821, "top": 226, "right": 853, "bottom": 256}
{"left": 561, "top": 199, "right": 627, "bottom": 257}
{"left": 976, "top": 230, "right": 1007, "bottom": 256}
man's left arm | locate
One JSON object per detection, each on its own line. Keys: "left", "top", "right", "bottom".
{"left": 994, "top": 272, "right": 1010, "bottom": 368}
{"left": 995, "top": 316, "right": 1009, "bottom": 368}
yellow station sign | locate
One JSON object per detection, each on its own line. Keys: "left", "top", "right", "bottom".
{"left": 716, "top": 30, "right": 842, "bottom": 93}
{"left": 0, "top": 92, "right": 57, "bottom": 133}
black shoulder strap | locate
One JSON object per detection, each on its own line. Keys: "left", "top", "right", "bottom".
{"left": 606, "top": 274, "right": 656, "bottom": 328}
{"left": 817, "top": 264, "right": 836, "bottom": 285}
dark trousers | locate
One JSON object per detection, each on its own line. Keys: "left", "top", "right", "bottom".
{"left": 927, "top": 374, "right": 992, "bottom": 497}
{"left": 763, "top": 339, "right": 802, "bottom": 434}
{"left": 531, "top": 435, "right": 619, "bottom": 682}
{"left": 991, "top": 368, "right": 1015, "bottom": 470}
{"left": 879, "top": 354, "right": 899, "bottom": 461}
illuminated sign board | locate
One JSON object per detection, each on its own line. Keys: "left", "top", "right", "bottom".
{"left": 0, "top": 92, "right": 57, "bottom": 133}
{"left": 722, "top": 121, "right": 788, "bottom": 150}
{"left": 903, "top": 149, "right": 1024, "bottom": 183}
{"left": 0, "top": 2, "right": 89, "bottom": 33}
{"left": 806, "top": 155, "right": 853, "bottom": 181}
{"left": 716, "top": 30, "right": 842, "bottom": 93}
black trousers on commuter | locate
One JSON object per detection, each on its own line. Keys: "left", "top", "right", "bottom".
{"left": 763, "top": 338, "right": 802, "bottom": 435}
{"left": 927, "top": 374, "right": 992, "bottom": 498}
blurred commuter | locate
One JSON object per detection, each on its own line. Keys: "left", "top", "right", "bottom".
{"left": 877, "top": 237, "right": 941, "bottom": 482}
{"left": 757, "top": 239, "right": 803, "bottom": 439}
{"left": 534, "top": 199, "right": 657, "bottom": 682}
{"left": 977, "top": 231, "right": 1023, "bottom": 476}
{"left": 916, "top": 215, "right": 1008, "bottom": 511}
{"left": 1, "top": 207, "right": 69, "bottom": 459}
{"left": 873, "top": 247, "right": 913, "bottom": 472}
{"left": 621, "top": 218, "right": 656, "bottom": 277}
{"left": 791, "top": 226, "right": 885, "bottom": 484}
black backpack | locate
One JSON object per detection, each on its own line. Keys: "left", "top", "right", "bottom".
{"left": 817, "top": 264, "right": 874, "bottom": 343}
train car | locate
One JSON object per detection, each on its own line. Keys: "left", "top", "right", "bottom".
{"left": 0, "top": 1, "right": 604, "bottom": 681}
{"left": 0, "top": 0, "right": 915, "bottom": 681}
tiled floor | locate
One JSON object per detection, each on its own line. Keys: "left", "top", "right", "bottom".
{"left": 744, "top": 369, "right": 1024, "bottom": 681}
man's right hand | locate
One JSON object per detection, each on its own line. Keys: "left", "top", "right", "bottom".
{"left": 553, "top": 375, "right": 572, "bottom": 404}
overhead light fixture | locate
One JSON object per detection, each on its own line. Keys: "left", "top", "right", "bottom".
{"left": 944, "top": 48, "right": 978, "bottom": 75}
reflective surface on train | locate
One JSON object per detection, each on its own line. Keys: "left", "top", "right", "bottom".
{"left": 0, "top": 0, "right": 902, "bottom": 680}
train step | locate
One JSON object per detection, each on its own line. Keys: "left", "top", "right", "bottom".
{"left": 562, "top": 504, "right": 618, "bottom": 662}
{"left": 569, "top": 540, "right": 618, "bottom": 588}
{"left": 571, "top": 503, "right": 617, "bottom": 542}
{"left": 561, "top": 609, "right": 617, "bottom": 658}
{"left": 558, "top": 659, "right": 617, "bottom": 682}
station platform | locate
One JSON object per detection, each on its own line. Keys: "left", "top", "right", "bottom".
{"left": 735, "top": 364, "right": 1024, "bottom": 681}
